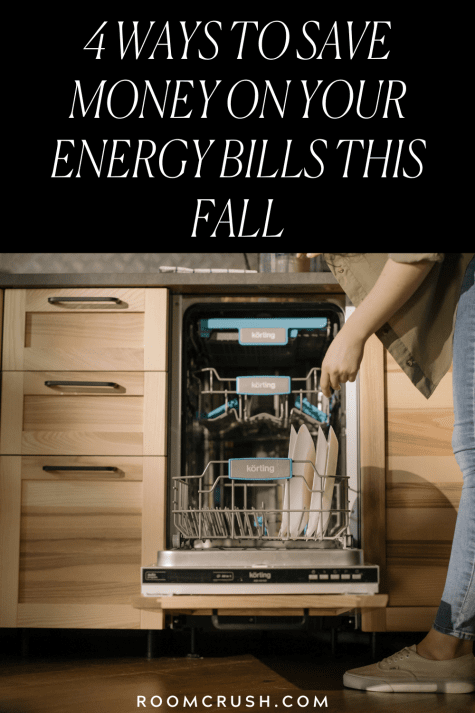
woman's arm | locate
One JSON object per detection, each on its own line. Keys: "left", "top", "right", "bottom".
{"left": 320, "top": 257, "right": 435, "bottom": 397}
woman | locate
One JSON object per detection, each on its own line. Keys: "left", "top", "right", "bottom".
{"left": 297, "top": 252, "right": 474, "bottom": 693}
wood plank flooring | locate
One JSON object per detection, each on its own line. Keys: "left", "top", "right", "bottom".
{"left": 0, "top": 629, "right": 473, "bottom": 713}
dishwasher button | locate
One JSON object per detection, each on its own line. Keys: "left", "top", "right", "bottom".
{"left": 352, "top": 574, "right": 362, "bottom": 580}
{"left": 341, "top": 574, "right": 351, "bottom": 580}
{"left": 319, "top": 574, "right": 329, "bottom": 580}
{"left": 330, "top": 574, "right": 340, "bottom": 580}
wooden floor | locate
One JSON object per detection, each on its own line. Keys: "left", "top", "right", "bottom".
{"left": 0, "top": 628, "right": 473, "bottom": 713}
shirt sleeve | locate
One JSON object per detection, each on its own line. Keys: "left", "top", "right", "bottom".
{"left": 388, "top": 253, "right": 444, "bottom": 263}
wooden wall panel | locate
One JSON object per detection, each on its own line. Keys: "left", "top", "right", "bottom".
{"left": 144, "top": 288, "right": 168, "bottom": 371}
{"left": 387, "top": 480, "right": 462, "bottom": 510}
{"left": 0, "top": 372, "right": 23, "bottom": 453}
{"left": 143, "top": 372, "right": 167, "bottom": 456}
{"left": 359, "top": 335, "right": 387, "bottom": 632}
{"left": 0, "top": 289, "right": 3, "bottom": 370}
{"left": 386, "top": 607, "right": 439, "bottom": 632}
{"left": 385, "top": 356, "right": 453, "bottom": 408}
{"left": 3, "top": 289, "right": 26, "bottom": 370}
{"left": 0, "top": 457, "right": 21, "bottom": 626}
{"left": 387, "top": 410, "right": 455, "bottom": 456}
{"left": 141, "top": 457, "right": 166, "bottom": 564}
{"left": 387, "top": 507, "right": 458, "bottom": 542}
{"left": 17, "top": 603, "right": 140, "bottom": 629}
{"left": 19, "top": 480, "right": 142, "bottom": 606}
{"left": 384, "top": 350, "right": 459, "bottom": 628}
{"left": 360, "top": 335, "right": 386, "bottom": 566}
{"left": 387, "top": 566, "right": 447, "bottom": 606}
{"left": 388, "top": 455, "right": 463, "bottom": 485}
{"left": 387, "top": 541, "right": 452, "bottom": 567}
{"left": 141, "top": 456, "right": 167, "bottom": 631}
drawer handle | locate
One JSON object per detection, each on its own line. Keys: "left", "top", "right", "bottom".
{"left": 211, "top": 610, "right": 309, "bottom": 631}
{"left": 48, "top": 296, "right": 121, "bottom": 303}
{"left": 44, "top": 380, "right": 119, "bottom": 388}
{"left": 42, "top": 466, "right": 118, "bottom": 472}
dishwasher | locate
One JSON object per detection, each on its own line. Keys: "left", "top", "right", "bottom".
{"left": 142, "top": 294, "right": 379, "bottom": 598}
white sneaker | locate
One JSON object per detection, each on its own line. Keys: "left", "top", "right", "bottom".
{"left": 343, "top": 644, "right": 475, "bottom": 693}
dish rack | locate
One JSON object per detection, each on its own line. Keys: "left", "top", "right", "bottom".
{"left": 172, "top": 459, "right": 354, "bottom": 550}
{"left": 192, "top": 367, "right": 332, "bottom": 434}
{"left": 196, "top": 316, "right": 332, "bottom": 368}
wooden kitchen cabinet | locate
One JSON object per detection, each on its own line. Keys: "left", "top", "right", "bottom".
{"left": 0, "top": 288, "right": 168, "bottom": 630}
{"left": 360, "top": 342, "right": 461, "bottom": 633}
{"left": 383, "top": 350, "right": 461, "bottom": 631}
{"left": 1, "top": 284, "right": 462, "bottom": 633}
{"left": 0, "top": 371, "right": 166, "bottom": 456}
{"left": 1, "top": 455, "right": 166, "bottom": 629}
{"left": 3, "top": 288, "right": 166, "bottom": 371}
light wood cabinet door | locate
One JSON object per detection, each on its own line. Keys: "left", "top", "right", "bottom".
{"left": 0, "top": 289, "right": 3, "bottom": 368}
{"left": 384, "top": 352, "right": 460, "bottom": 629}
{"left": 360, "top": 347, "right": 461, "bottom": 633}
{"left": 3, "top": 288, "right": 167, "bottom": 371}
{"left": 0, "top": 286, "right": 169, "bottom": 630}
{"left": 0, "top": 371, "right": 167, "bottom": 456}
{"left": 1, "top": 455, "right": 166, "bottom": 629}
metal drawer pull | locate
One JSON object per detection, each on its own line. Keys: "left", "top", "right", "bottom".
{"left": 44, "top": 380, "right": 119, "bottom": 388}
{"left": 42, "top": 466, "right": 118, "bottom": 472}
{"left": 47, "top": 296, "right": 121, "bottom": 303}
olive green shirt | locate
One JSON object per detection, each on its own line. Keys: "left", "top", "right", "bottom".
{"left": 323, "top": 252, "right": 474, "bottom": 398}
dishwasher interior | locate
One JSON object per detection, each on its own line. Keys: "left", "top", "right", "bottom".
{"left": 142, "top": 295, "right": 379, "bottom": 596}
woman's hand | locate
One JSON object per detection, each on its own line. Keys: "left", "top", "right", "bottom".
{"left": 297, "top": 253, "right": 321, "bottom": 258}
{"left": 319, "top": 258, "right": 434, "bottom": 397}
{"left": 320, "top": 327, "right": 366, "bottom": 398}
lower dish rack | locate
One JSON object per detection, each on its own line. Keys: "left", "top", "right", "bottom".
{"left": 142, "top": 458, "right": 379, "bottom": 595}
{"left": 171, "top": 459, "right": 352, "bottom": 549}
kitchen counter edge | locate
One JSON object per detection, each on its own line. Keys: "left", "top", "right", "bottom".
{"left": 0, "top": 272, "right": 340, "bottom": 293}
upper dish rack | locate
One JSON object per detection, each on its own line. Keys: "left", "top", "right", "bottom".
{"left": 192, "top": 367, "right": 332, "bottom": 435}
{"left": 194, "top": 316, "right": 332, "bottom": 368}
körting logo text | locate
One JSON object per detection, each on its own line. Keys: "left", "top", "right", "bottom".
{"left": 246, "top": 465, "right": 274, "bottom": 473}
{"left": 251, "top": 331, "right": 276, "bottom": 339}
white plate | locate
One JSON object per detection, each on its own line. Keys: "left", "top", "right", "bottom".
{"left": 279, "top": 425, "right": 297, "bottom": 537}
{"left": 305, "top": 425, "right": 327, "bottom": 539}
{"left": 319, "top": 426, "right": 339, "bottom": 537}
{"left": 289, "top": 425, "right": 316, "bottom": 538}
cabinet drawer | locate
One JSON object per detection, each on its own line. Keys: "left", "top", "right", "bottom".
{"left": 3, "top": 288, "right": 167, "bottom": 371}
{"left": 20, "top": 455, "right": 145, "bottom": 481}
{"left": 19, "top": 479, "right": 142, "bottom": 604}
{"left": 24, "top": 288, "right": 145, "bottom": 313}
{"left": 0, "top": 372, "right": 167, "bottom": 456}
{"left": 1, "top": 455, "right": 166, "bottom": 627}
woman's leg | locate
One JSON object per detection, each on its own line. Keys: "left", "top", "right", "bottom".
{"left": 343, "top": 258, "right": 474, "bottom": 691}
{"left": 418, "top": 255, "right": 475, "bottom": 658}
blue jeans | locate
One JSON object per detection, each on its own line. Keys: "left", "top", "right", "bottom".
{"left": 433, "top": 255, "right": 475, "bottom": 641}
